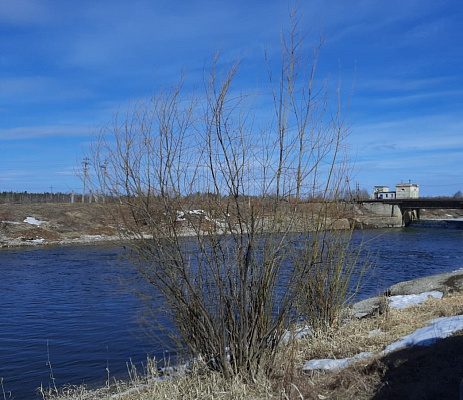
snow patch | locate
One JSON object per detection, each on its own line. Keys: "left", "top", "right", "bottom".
{"left": 383, "top": 315, "right": 463, "bottom": 353}
{"left": 28, "top": 238, "right": 45, "bottom": 243}
{"left": 175, "top": 210, "right": 205, "bottom": 221}
{"left": 174, "top": 209, "right": 227, "bottom": 228}
{"left": 190, "top": 209, "right": 206, "bottom": 215}
{"left": 368, "top": 328, "right": 383, "bottom": 338}
{"left": 389, "top": 291, "right": 443, "bottom": 309}
{"left": 303, "top": 352, "right": 372, "bottom": 371}
{"left": 24, "top": 216, "right": 46, "bottom": 226}
{"left": 82, "top": 234, "right": 103, "bottom": 239}
{"left": 283, "top": 325, "right": 312, "bottom": 342}
{"left": 303, "top": 292, "right": 463, "bottom": 372}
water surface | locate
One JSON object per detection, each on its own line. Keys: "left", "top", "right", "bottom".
{"left": 0, "top": 227, "right": 462, "bottom": 398}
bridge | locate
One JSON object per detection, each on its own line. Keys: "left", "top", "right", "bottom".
{"left": 360, "top": 199, "right": 463, "bottom": 226}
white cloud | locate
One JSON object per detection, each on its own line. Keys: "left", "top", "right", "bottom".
{"left": 355, "top": 76, "right": 452, "bottom": 93}
{"left": 55, "top": 0, "right": 284, "bottom": 71}
{"left": 351, "top": 111, "right": 463, "bottom": 195}
{"left": 318, "top": 0, "right": 443, "bottom": 42}
{"left": 402, "top": 17, "right": 449, "bottom": 44}
{"left": 353, "top": 114, "right": 463, "bottom": 151}
{"left": 0, "top": 0, "right": 51, "bottom": 26}
{"left": 0, "top": 77, "right": 96, "bottom": 104}
{"left": 1, "top": 0, "right": 461, "bottom": 195}
{"left": 373, "top": 90, "right": 463, "bottom": 107}
{"left": 0, "top": 126, "right": 90, "bottom": 140}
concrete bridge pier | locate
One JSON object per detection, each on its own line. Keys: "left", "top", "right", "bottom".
{"left": 402, "top": 209, "right": 420, "bottom": 226}
{"left": 360, "top": 199, "right": 463, "bottom": 228}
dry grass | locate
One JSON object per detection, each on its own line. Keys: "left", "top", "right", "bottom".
{"left": 285, "top": 293, "right": 463, "bottom": 399}
{"left": 0, "top": 203, "right": 119, "bottom": 246}
{"left": 40, "top": 292, "right": 463, "bottom": 400}
{"left": 39, "top": 360, "right": 278, "bottom": 400}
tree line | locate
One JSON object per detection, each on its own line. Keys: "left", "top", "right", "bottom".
{"left": 0, "top": 191, "right": 91, "bottom": 204}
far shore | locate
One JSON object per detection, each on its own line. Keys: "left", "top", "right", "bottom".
{"left": 2, "top": 201, "right": 463, "bottom": 249}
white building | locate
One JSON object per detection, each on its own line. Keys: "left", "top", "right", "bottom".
{"left": 395, "top": 182, "right": 419, "bottom": 199}
{"left": 373, "top": 186, "right": 396, "bottom": 199}
{"left": 372, "top": 182, "right": 419, "bottom": 199}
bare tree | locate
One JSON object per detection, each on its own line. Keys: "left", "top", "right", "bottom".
{"left": 86, "top": 7, "right": 366, "bottom": 380}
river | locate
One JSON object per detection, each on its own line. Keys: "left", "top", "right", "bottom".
{"left": 0, "top": 227, "right": 462, "bottom": 399}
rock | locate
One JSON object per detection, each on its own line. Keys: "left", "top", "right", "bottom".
{"left": 349, "top": 295, "right": 389, "bottom": 319}
{"left": 348, "top": 270, "right": 463, "bottom": 319}
{"left": 389, "top": 271, "right": 463, "bottom": 296}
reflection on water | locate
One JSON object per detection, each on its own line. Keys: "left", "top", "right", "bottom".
{"left": 357, "top": 227, "right": 463, "bottom": 299}
{"left": 0, "top": 245, "right": 155, "bottom": 399}
{"left": 0, "top": 228, "right": 462, "bottom": 398}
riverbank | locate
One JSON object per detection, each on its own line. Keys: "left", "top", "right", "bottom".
{"left": 0, "top": 203, "right": 119, "bottom": 248}
{"left": 39, "top": 270, "right": 463, "bottom": 400}
{"left": 2, "top": 202, "right": 462, "bottom": 248}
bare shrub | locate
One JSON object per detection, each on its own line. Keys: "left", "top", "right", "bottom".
{"left": 86, "top": 5, "right": 366, "bottom": 381}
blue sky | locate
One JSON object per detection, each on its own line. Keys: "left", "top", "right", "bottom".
{"left": 1, "top": 0, "right": 462, "bottom": 197}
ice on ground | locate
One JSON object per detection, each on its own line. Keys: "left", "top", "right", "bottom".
{"left": 389, "top": 291, "right": 443, "bottom": 309}
{"left": 175, "top": 209, "right": 227, "bottom": 228}
{"left": 303, "top": 352, "right": 372, "bottom": 371}
{"left": 190, "top": 209, "right": 206, "bottom": 215}
{"left": 383, "top": 315, "right": 463, "bottom": 353}
{"left": 283, "top": 325, "right": 312, "bottom": 342}
{"left": 303, "top": 291, "right": 463, "bottom": 372}
{"left": 176, "top": 211, "right": 186, "bottom": 221}
{"left": 111, "top": 384, "right": 149, "bottom": 398}
{"left": 176, "top": 210, "right": 205, "bottom": 221}
{"left": 28, "top": 238, "right": 45, "bottom": 243}
{"left": 24, "top": 216, "right": 46, "bottom": 226}
{"left": 368, "top": 328, "right": 383, "bottom": 338}
{"left": 304, "top": 315, "right": 463, "bottom": 372}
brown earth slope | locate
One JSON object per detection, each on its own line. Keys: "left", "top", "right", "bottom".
{"left": 1, "top": 202, "right": 463, "bottom": 248}
{"left": 0, "top": 203, "right": 118, "bottom": 247}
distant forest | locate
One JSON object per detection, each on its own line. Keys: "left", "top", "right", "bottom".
{"left": 0, "top": 190, "right": 460, "bottom": 204}
{"left": 0, "top": 191, "right": 91, "bottom": 204}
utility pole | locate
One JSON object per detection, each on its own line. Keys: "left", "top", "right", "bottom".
{"left": 82, "top": 157, "right": 90, "bottom": 203}
{"left": 100, "top": 160, "right": 107, "bottom": 204}
{"left": 345, "top": 176, "right": 352, "bottom": 202}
